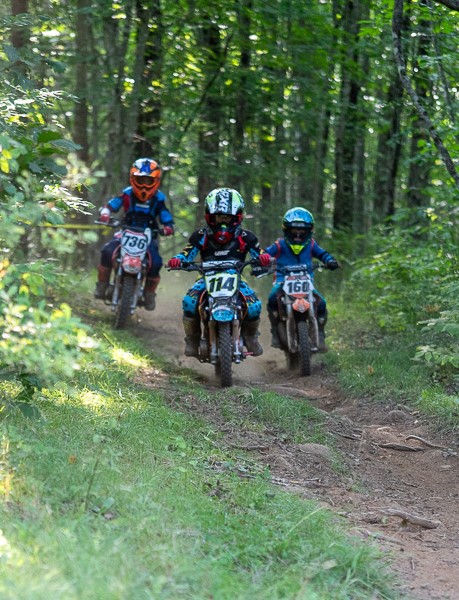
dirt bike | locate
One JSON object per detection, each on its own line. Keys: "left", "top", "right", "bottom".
{"left": 95, "top": 219, "right": 160, "bottom": 329}
{"left": 275, "top": 263, "right": 323, "bottom": 377}
{"left": 172, "top": 259, "right": 265, "bottom": 388}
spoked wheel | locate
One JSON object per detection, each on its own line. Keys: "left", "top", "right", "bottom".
{"left": 297, "top": 320, "right": 311, "bottom": 376}
{"left": 217, "top": 322, "right": 233, "bottom": 388}
{"left": 114, "top": 276, "right": 135, "bottom": 330}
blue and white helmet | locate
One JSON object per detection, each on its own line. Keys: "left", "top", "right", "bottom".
{"left": 282, "top": 207, "right": 314, "bottom": 254}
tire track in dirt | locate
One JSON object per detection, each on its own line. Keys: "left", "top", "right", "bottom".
{"left": 106, "top": 286, "right": 459, "bottom": 600}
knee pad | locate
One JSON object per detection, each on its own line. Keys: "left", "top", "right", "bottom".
{"left": 182, "top": 294, "right": 198, "bottom": 316}
{"left": 247, "top": 299, "right": 262, "bottom": 320}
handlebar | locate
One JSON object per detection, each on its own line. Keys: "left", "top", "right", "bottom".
{"left": 168, "top": 259, "right": 259, "bottom": 273}
{"left": 276, "top": 262, "right": 323, "bottom": 275}
{"left": 94, "top": 219, "right": 161, "bottom": 234}
{"left": 94, "top": 219, "right": 121, "bottom": 228}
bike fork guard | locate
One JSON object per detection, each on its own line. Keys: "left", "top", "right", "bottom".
{"left": 292, "top": 298, "right": 310, "bottom": 313}
{"left": 121, "top": 255, "right": 142, "bottom": 274}
{"left": 232, "top": 319, "right": 243, "bottom": 363}
{"left": 208, "top": 319, "right": 218, "bottom": 364}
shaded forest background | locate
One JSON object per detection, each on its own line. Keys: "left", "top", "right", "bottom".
{"left": 1, "top": 0, "right": 459, "bottom": 389}
{"left": 6, "top": 0, "right": 459, "bottom": 238}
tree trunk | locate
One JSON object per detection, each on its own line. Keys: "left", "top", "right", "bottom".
{"left": 231, "top": 0, "right": 252, "bottom": 193}
{"left": 11, "top": 0, "right": 28, "bottom": 49}
{"left": 136, "top": 0, "right": 164, "bottom": 158}
{"left": 196, "top": 15, "right": 222, "bottom": 226}
{"left": 406, "top": 5, "right": 433, "bottom": 207}
{"left": 333, "top": 0, "right": 362, "bottom": 232}
{"left": 72, "top": 0, "right": 92, "bottom": 267}
{"left": 373, "top": 79, "right": 404, "bottom": 221}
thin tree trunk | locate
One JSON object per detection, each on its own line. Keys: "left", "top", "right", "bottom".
{"left": 231, "top": 0, "right": 252, "bottom": 192}
{"left": 196, "top": 15, "right": 222, "bottom": 226}
{"left": 333, "top": 0, "right": 362, "bottom": 231}
{"left": 392, "top": 0, "right": 459, "bottom": 189}
{"left": 11, "top": 0, "right": 28, "bottom": 49}
{"left": 373, "top": 79, "right": 403, "bottom": 221}
{"left": 136, "top": 0, "right": 164, "bottom": 158}
{"left": 73, "top": 0, "right": 92, "bottom": 266}
{"left": 11, "top": 0, "right": 29, "bottom": 259}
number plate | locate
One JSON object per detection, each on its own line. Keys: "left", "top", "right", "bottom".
{"left": 120, "top": 229, "right": 148, "bottom": 257}
{"left": 283, "top": 275, "right": 310, "bottom": 297}
{"left": 204, "top": 272, "right": 238, "bottom": 297}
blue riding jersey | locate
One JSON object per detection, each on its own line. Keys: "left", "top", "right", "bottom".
{"left": 107, "top": 187, "right": 174, "bottom": 231}
{"left": 265, "top": 238, "right": 335, "bottom": 283}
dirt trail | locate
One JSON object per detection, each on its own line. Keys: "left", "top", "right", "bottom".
{"left": 110, "top": 286, "right": 459, "bottom": 600}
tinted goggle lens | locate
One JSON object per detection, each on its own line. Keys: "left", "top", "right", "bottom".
{"left": 135, "top": 175, "right": 156, "bottom": 185}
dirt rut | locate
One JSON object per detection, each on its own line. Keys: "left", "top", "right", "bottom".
{"left": 114, "top": 289, "right": 459, "bottom": 600}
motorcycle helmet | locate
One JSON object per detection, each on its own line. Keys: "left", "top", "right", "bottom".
{"left": 282, "top": 207, "right": 314, "bottom": 254}
{"left": 204, "top": 188, "right": 245, "bottom": 245}
{"left": 129, "top": 158, "right": 162, "bottom": 202}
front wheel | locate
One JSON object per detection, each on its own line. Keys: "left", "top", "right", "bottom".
{"left": 217, "top": 322, "right": 233, "bottom": 388}
{"left": 297, "top": 320, "right": 311, "bottom": 376}
{"left": 114, "top": 275, "right": 135, "bottom": 329}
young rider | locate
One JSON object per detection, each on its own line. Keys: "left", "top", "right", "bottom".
{"left": 264, "top": 207, "right": 339, "bottom": 352}
{"left": 167, "top": 187, "right": 271, "bottom": 357}
{"left": 95, "top": 157, "right": 174, "bottom": 311}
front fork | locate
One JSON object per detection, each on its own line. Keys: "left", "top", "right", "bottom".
{"left": 208, "top": 318, "right": 243, "bottom": 364}
{"left": 111, "top": 266, "right": 143, "bottom": 312}
{"left": 284, "top": 293, "right": 319, "bottom": 352}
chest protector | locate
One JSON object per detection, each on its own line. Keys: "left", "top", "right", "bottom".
{"left": 201, "top": 232, "right": 247, "bottom": 260}
{"left": 124, "top": 196, "right": 156, "bottom": 229}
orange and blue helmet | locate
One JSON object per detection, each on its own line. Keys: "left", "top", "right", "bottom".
{"left": 129, "top": 158, "right": 162, "bottom": 202}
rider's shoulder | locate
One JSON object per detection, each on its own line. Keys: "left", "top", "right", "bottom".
{"left": 189, "top": 228, "right": 205, "bottom": 243}
{"left": 154, "top": 189, "right": 166, "bottom": 202}
{"left": 240, "top": 228, "right": 257, "bottom": 240}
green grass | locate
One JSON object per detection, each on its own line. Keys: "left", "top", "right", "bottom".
{"left": 174, "top": 386, "right": 329, "bottom": 443}
{"left": 0, "top": 328, "right": 398, "bottom": 600}
{"left": 325, "top": 301, "right": 459, "bottom": 428}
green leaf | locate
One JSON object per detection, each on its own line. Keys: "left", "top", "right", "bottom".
{"left": 37, "top": 131, "right": 65, "bottom": 143}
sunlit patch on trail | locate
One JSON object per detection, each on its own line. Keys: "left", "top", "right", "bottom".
{"left": 111, "top": 348, "right": 149, "bottom": 369}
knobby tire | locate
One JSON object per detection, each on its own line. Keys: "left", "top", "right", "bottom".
{"left": 114, "top": 275, "right": 135, "bottom": 330}
{"left": 218, "top": 322, "right": 233, "bottom": 388}
{"left": 297, "top": 319, "right": 311, "bottom": 376}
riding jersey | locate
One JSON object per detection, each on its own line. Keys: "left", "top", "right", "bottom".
{"left": 99, "top": 187, "right": 173, "bottom": 277}
{"left": 174, "top": 228, "right": 265, "bottom": 263}
{"left": 175, "top": 228, "right": 265, "bottom": 319}
{"left": 265, "top": 238, "right": 336, "bottom": 284}
{"left": 105, "top": 187, "right": 174, "bottom": 233}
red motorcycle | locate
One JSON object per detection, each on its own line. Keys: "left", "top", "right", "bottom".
{"left": 95, "top": 220, "right": 159, "bottom": 329}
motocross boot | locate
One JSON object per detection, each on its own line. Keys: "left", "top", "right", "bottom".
{"left": 94, "top": 265, "right": 111, "bottom": 299}
{"left": 267, "top": 310, "right": 281, "bottom": 349}
{"left": 183, "top": 316, "right": 201, "bottom": 357}
{"left": 144, "top": 276, "right": 160, "bottom": 311}
{"left": 318, "top": 315, "right": 328, "bottom": 353}
{"left": 242, "top": 318, "right": 263, "bottom": 356}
